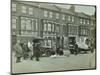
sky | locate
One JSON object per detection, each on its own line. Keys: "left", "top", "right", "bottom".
{"left": 57, "top": 4, "right": 95, "bottom": 15}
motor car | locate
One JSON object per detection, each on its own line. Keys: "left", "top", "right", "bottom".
{"left": 41, "top": 46, "right": 55, "bottom": 57}
{"left": 76, "top": 42, "right": 90, "bottom": 53}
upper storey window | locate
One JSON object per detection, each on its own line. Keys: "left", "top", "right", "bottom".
{"left": 49, "top": 12, "right": 53, "bottom": 18}
{"left": 22, "top": 6, "right": 27, "bottom": 13}
{"left": 56, "top": 13, "right": 59, "bottom": 19}
{"left": 44, "top": 10, "right": 48, "bottom": 17}
{"left": 12, "top": 3, "right": 16, "bottom": 12}
{"left": 29, "top": 7, "right": 33, "bottom": 15}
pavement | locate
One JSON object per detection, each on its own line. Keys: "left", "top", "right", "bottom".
{"left": 11, "top": 51, "right": 96, "bottom": 74}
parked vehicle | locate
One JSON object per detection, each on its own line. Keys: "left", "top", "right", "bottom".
{"left": 68, "top": 37, "right": 91, "bottom": 54}
{"left": 76, "top": 42, "right": 90, "bottom": 53}
{"left": 41, "top": 46, "right": 55, "bottom": 57}
{"left": 68, "top": 37, "right": 76, "bottom": 54}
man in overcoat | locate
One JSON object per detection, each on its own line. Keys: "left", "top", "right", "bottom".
{"left": 14, "top": 40, "right": 22, "bottom": 63}
{"left": 33, "top": 43, "right": 41, "bottom": 61}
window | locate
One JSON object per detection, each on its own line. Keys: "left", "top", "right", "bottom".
{"left": 32, "top": 32, "right": 38, "bottom": 36}
{"left": 49, "top": 12, "right": 53, "bottom": 18}
{"left": 29, "top": 7, "right": 33, "bottom": 15}
{"left": 21, "top": 18, "right": 26, "bottom": 30}
{"left": 52, "top": 24, "right": 55, "bottom": 32}
{"left": 12, "top": 3, "right": 16, "bottom": 11}
{"left": 68, "top": 15, "right": 71, "bottom": 21}
{"left": 68, "top": 24, "right": 78, "bottom": 35}
{"left": 48, "top": 23, "right": 51, "bottom": 31}
{"left": 32, "top": 19, "right": 38, "bottom": 31}
{"left": 35, "top": 20, "right": 38, "bottom": 31}
{"left": 83, "top": 19, "right": 85, "bottom": 24}
{"left": 56, "top": 13, "right": 59, "bottom": 19}
{"left": 47, "top": 40, "right": 51, "bottom": 46}
{"left": 56, "top": 25, "right": 59, "bottom": 32}
{"left": 20, "top": 17, "right": 38, "bottom": 35}
{"left": 22, "top": 6, "right": 27, "bottom": 13}
{"left": 80, "top": 19, "right": 83, "bottom": 24}
{"left": 44, "top": 10, "right": 48, "bottom": 17}
{"left": 87, "top": 20, "right": 90, "bottom": 24}
{"left": 12, "top": 17, "right": 17, "bottom": 29}
{"left": 62, "top": 14, "right": 65, "bottom": 20}
{"left": 80, "top": 26, "right": 88, "bottom": 36}
{"left": 44, "top": 23, "right": 47, "bottom": 31}
{"left": 26, "top": 19, "right": 32, "bottom": 30}
{"left": 72, "top": 16, "right": 74, "bottom": 22}
{"left": 91, "top": 21, "right": 94, "bottom": 26}
{"left": 44, "top": 40, "right": 47, "bottom": 46}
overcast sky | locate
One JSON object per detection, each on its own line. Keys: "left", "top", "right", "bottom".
{"left": 57, "top": 4, "right": 95, "bottom": 15}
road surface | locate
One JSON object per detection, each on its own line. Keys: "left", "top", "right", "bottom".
{"left": 12, "top": 52, "right": 96, "bottom": 74}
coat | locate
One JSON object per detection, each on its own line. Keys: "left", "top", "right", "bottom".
{"left": 33, "top": 46, "right": 40, "bottom": 57}
{"left": 14, "top": 43, "right": 22, "bottom": 57}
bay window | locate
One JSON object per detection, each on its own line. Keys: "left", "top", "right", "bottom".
{"left": 20, "top": 17, "right": 38, "bottom": 35}
{"left": 48, "top": 23, "right": 52, "bottom": 31}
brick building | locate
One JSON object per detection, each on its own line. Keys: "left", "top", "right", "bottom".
{"left": 11, "top": 0, "right": 96, "bottom": 48}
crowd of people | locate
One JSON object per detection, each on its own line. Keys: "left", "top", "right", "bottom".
{"left": 13, "top": 39, "right": 65, "bottom": 63}
{"left": 13, "top": 38, "right": 95, "bottom": 63}
{"left": 13, "top": 40, "right": 41, "bottom": 63}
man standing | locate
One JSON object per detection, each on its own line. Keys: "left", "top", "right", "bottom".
{"left": 33, "top": 43, "right": 41, "bottom": 61}
{"left": 14, "top": 40, "right": 22, "bottom": 63}
{"left": 74, "top": 43, "right": 78, "bottom": 55}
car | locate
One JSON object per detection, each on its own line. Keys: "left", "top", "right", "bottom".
{"left": 76, "top": 42, "right": 90, "bottom": 53}
{"left": 68, "top": 43, "right": 76, "bottom": 54}
{"left": 41, "top": 46, "right": 55, "bottom": 57}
